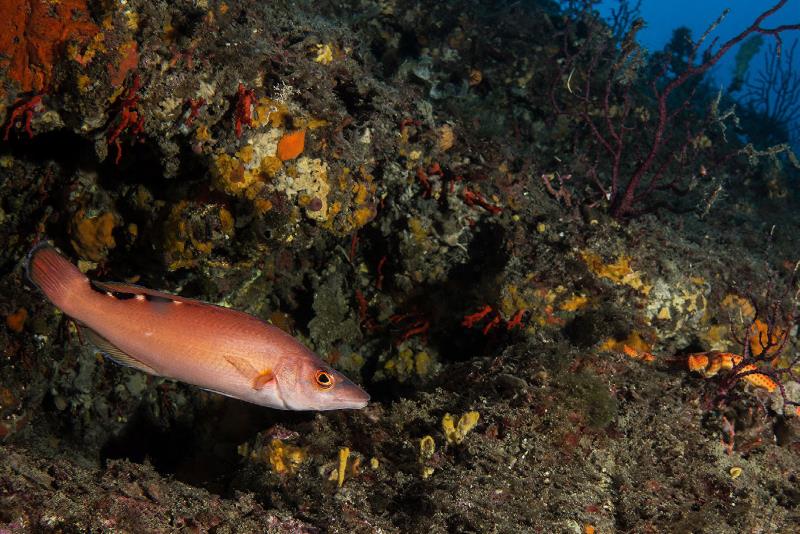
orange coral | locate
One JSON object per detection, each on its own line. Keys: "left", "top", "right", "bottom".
{"left": 276, "top": 129, "right": 306, "bottom": 161}
{"left": 601, "top": 331, "right": 654, "bottom": 362}
{"left": 108, "top": 40, "right": 138, "bottom": 87}
{"left": 70, "top": 210, "right": 118, "bottom": 262}
{"left": 266, "top": 439, "right": 306, "bottom": 474}
{"left": 621, "top": 344, "right": 655, "bottom": 363}
{"left": 5, "top": 308, "right": 27, "bottom": 333}
{"left": 687, "top": 353, "right": 720, "bottom": 377}
{"left": 0, "top": 0, "right": 99, "bottom": 93}
{"left": 747, "top": 319, "right": 785, "bottom": 357}
{"left": 687, "top": 351, "right": 777, "bottom": 392}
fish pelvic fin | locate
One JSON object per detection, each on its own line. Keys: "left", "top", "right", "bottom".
{"left": 224, "top": 354, "right": 275, "bottom": 390}
{"left": 84, "top": 328, "right": 158, "bottom": 375}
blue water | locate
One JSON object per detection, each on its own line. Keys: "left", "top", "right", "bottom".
{"left": 596, "top": 0, "right": 800, "bottom": 148}
{"left": 597, "top": 0, "right": 800, "bottom": 88}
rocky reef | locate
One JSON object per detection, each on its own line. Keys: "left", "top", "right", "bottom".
{"left": 1, "top": 0, "right": 799, "bottom": 532}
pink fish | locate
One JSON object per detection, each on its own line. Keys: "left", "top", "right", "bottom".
{"left": 26, "top": 243, "right": 369, "bottom": 411}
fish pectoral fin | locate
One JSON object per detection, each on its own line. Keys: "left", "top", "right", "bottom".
{"left": 84, "top": 328, "right": 158, "bottom": 375}
{"left": 224, "top": 354, "right": 258, "bottom": 378}
{"left": 224, "top": 355, "right": 275, "bottom": 391}
{"left": 252, "top": 370, "right": 275, "bottom": 391}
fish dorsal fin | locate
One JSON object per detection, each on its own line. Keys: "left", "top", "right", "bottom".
{"left": 90, "top": 281, "right": 195, "bottom": 304}
{"left": 224, "top": 355, "right": 275, "bottom": 391}
{"left": 84, "top": 328, "right": 158, "bottom": 375}
{"left": 91, "top": 281, "right": 267, "bottom": 329}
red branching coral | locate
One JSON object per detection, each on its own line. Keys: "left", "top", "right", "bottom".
{"left": 107, "top": 75, "right": 145, "bottom": 165}
{"left": 552, "top": 0, "right": 800, "bottom": 219}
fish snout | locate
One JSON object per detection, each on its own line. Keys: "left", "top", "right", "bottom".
{"left": 334, "top": 378, "right": 370, "bottom": 409}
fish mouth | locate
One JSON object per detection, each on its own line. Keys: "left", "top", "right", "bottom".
{"left": 346, "top": 385, "right": 370, "bottom": 409}
{"left": 330, "top": 380, "right": 370, "bottom": 410}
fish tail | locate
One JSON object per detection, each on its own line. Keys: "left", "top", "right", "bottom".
{"left": 26, "top": 242, "right": 85, "bottom": 308}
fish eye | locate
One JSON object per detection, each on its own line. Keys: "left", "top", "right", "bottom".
{"left": 315, "top": 370, "right": 334, "bottom": 389}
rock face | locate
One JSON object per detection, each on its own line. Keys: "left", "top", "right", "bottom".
{"left": 0, "top": 446, "right": 317, "bottom": 533}
{"left": 1, "top": 0, "right": 800, "bottom": 532}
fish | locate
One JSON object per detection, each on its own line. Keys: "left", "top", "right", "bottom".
{"left": 25, "top": 242, "right": 370, "bottom": 411}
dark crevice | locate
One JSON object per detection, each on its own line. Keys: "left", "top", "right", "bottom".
{"left": 1, "top": 128, "right": 98, "bottom": 172}
{"left": 99, "top": 398, "right": 312, "bottom": 495}
{"left": 333, "top": 79, "right": 375, "bottom": 120}
{"left": 364, "top": 221, "right": 512, "bottom": 368}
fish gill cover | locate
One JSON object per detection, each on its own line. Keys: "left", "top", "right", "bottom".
{"left": 0, "top": 0, "right": 799, "bottom": 531}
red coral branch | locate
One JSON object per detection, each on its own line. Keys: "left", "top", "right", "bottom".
{"left": 184, "top": 97, "right": 206, "bottom": 127}
{"left": 3, "top": 95, "right": 43, "bottom": 140}
{"left": 613, "top": 1, "right": 800, "bottom": 218}
{"left": 234, "top": 83, "right": 255, "bottom": 138}
{"left": 463, "top": 188, "right": 502, "bottom": 214}
{"left": 553, "top": 1, "right": 800, "bottom": 219}
{"left": 107, "top": 75, "right": 144, "bottom": 165}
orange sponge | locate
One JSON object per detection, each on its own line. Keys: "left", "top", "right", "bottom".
{"left": 276, "top": 129, "right": 305, "bottom": 161}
